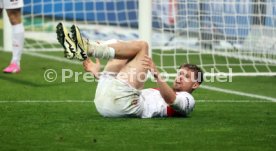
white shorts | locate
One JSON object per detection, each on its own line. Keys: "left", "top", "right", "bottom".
{"left": 94, "top": 72, "right": 143, "bottom": 117}
{"left": 0, "top": 0, "right": 24, "bottom": 9}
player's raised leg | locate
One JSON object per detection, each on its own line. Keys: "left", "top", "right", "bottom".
{"left": 100, "top": 40, "right": 148, "bottom": 83}
{"left": 70, "top": 24, "right": 149, "bottom": 89}
{"left": 71, "top": 24, "right": 145, "bottom": 61}
{"left": 88, "top": 40, "right": 149, "bottom": 90}
{"left": 82, "top": 40, "right": 148, "bottom": 84}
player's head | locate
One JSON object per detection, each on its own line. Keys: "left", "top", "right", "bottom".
{"left": 172, "top": 64, "right": 203, "bottom": 93}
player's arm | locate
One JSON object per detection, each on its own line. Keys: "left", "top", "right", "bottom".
{"left": 155, "top": 75, "right": 176, "bottom": 105}
{"left": 83, "top": 58, "right": 101, "bottom": 79}
{"left": 142, "top": 55, "right": 176, "bottom": 105}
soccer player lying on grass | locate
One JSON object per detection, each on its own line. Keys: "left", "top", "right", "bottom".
{"left": 56, "top": 23, "right": 203, "bottom": 118}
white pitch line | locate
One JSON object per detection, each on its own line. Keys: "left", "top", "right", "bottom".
{"left": 201, "top": 85, "right": 276, "bottom": 102}
{"left": 24, "top": 52, "right": 82, "bottom": 65}
{"left": 0, "top": 100, "right": 91, "bottom": 103}
{"left": 24, "top": 52, "right": 276, "bottom": 103}
{"left": 196, "top": 100, "right": 272, "bottom": 103}
{"left": 0, "top": 100, "right": 274, "bottom": 103}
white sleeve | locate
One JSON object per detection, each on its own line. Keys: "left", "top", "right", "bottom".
{"left": 170, "top": 92, "right": 195, "bottom": 116}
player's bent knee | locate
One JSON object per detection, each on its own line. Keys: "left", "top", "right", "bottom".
{"left": 138, "top": 40, "right": 149, "bottom": 55}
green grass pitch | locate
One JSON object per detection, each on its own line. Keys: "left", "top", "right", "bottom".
{"left": 0, "top": 50, "right": 276, "bottom": 151}
{"left": 1, "top": 19, "right": 276, "bottom": 150}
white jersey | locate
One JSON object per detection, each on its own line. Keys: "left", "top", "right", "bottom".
{"left": 0, "top": 0, "right": 24, "bottom": 9}
{"left": 140, "top": 88, "right": 195, "bottom": 118}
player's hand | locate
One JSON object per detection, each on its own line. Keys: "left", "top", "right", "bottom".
{"left": 83, "top": 58, "right": 101, "bottom": 79}
{"left": 142, "top": 55, "right": 159, "bottom": 78}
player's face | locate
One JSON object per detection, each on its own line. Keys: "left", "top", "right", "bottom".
{"left": 172, "top": 67, "right": 200, "bottom": 93}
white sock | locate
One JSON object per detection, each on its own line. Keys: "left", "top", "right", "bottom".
{"left": 11, "top": 23, "right": 25, "bottom": 65}
{"left": 88, "top": 41, "right": 115, "bottom": 60}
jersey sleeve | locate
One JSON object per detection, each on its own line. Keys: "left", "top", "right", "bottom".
{"left": 170, "top": 92, "right": 195, "bottom": 116}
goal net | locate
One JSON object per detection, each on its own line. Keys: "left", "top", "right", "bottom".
{"left": 151, "top": 0, "right": 276, "bottom": 76}
{"left": 2, "top": 0, "right": 276, "bottom": 76}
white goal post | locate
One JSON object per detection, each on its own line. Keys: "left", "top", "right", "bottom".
{"left": 139, "top": 0, "right": 152, "bottom": 57}
{"left": 3, "top": 10, "right": 12, "bottom": 51}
